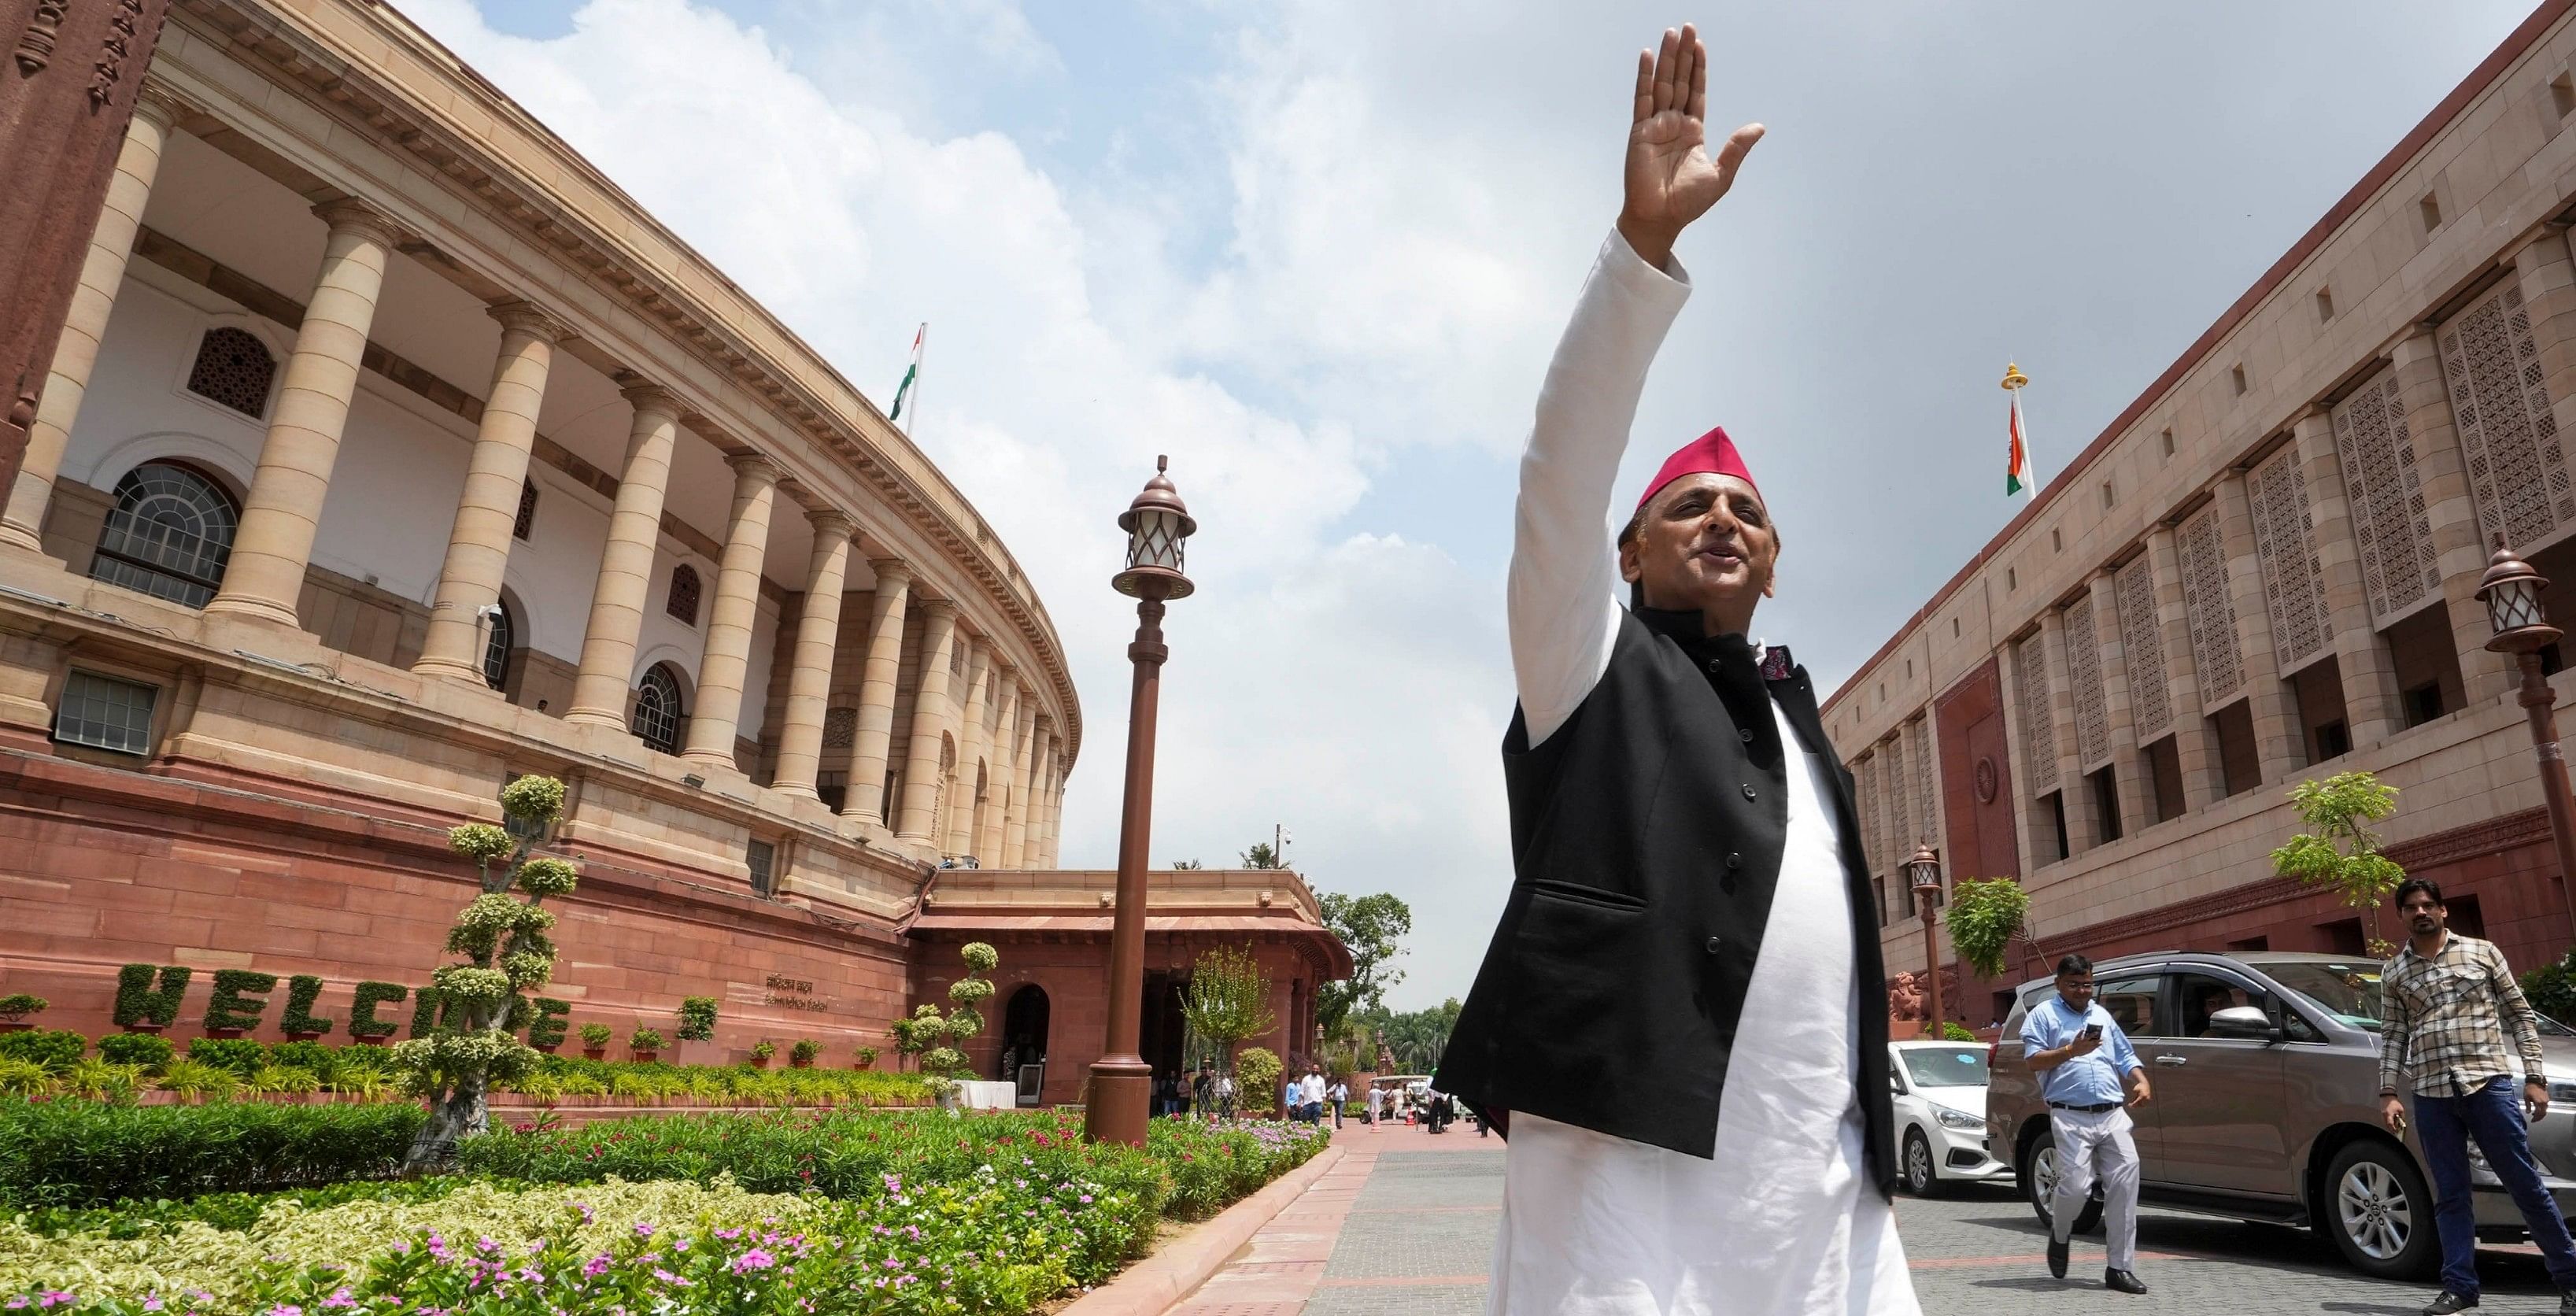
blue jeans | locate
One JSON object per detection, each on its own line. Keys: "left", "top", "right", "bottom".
{"left": 2412, "top": 1075, "right": 2576, "bottom": 1296}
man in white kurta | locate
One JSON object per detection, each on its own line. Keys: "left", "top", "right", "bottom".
{"left": 1478, "top": 24, "right": 1919, "bottom": 1316}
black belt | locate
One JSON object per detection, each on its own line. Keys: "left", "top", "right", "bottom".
{"left": 2050, "top": 1101, "right": 2120, "bottom": 1114}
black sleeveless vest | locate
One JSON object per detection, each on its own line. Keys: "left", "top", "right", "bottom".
{"left": 1436, "top": 604, "right": 1896, "bottom": 1196}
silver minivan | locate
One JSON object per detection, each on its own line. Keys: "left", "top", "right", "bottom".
{"left": 1990, "top": 950, "right": 2576, "bottom": 1279}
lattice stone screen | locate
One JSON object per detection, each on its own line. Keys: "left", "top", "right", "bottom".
{"left": 2114, "top": 556, "right": 2171, "bottom": 740}
{"left": 2249, "top": 445, "right": 2332, "bottom": 671}
{"left": 1910, "top": 715, "right": 1938, "bottom": 855}
{"left": 1885, "top": 734, "right": 1909, "bottom": 860}
{"left": 1854, "top": 752, "right": 1881, "bottom": 874}
{"left": 2067, "top": 597, "right": 2108, "bottom": 767}
{"left": 2014, "top": 632, "right": 2057, "bottom": 793}
{"left": 2178, "top": 505, "right": 2242, "bottom": 703}
{"left": 2443, "top": 279, "right": 2574, "bottom": 553}
{"left": 2331, "top": 368, "right": 2440, "bottom": 623}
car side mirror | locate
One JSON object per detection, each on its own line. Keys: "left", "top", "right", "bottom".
{"left": 2208, "top": 1005, "right": 2278, "bottom": 1041}
{"left": 1890, "top": 1074, "right": 1903, "bottom": 1093}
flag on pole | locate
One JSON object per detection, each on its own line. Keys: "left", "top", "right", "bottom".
{"left": 889, "top": 323, "right": 925, "bottom": 422}
{"left": 2002, "top": 361, "right": 2036, "bottom": 498}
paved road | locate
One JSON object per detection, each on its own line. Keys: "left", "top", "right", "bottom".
{"left": 1179, "top": 1119, "right": 2572, "bottom": 1316}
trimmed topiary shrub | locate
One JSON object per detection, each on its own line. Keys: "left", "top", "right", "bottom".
{"left": 277, "top": 974, "right": 336, "bottom": 1037}
{"left": 676, "top": 996, "right": 719, "bottom": 1042}
{"left": 0, "top": 1098, "right": 427, "bottom": 1207}
{"left": 265, "top": 1040, "right": 338, "bottom": 1081}
{"left": 201, "top": 970, "right": 277, "bottom": 1033}
{"left": 348, "top": 981, "right": 406, "bottom": 1039}
{"left": 0, "top": 994, "right": 47, "bottom": 1024}
{"left": 526, "top": 997, "right": 571, "bottom": 1049}
{"left": 97, "top": 1033, "right": 173, "bottom": 1071}
{"left": 185, "top": 1037, "right": 267, "bottom": 1079}
{"left": 112, "top": 964, "right": 190, "bottom": 1030}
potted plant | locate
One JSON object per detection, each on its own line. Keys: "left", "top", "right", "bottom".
{"left": 748, "top": 1039, "right": 776, "bottom": 1069}
{"left": 0, "top": 994, "right": 46, "bottom": 1034}
{"left": 855, "top": 1045, "right": 878, "bottom": 1070}
{"left": 578, "top": 1022, "right": 612, "bottom": 1060}
{"left": 789, "top": 1039, "right": 820, "bottom": 1069}
{"left": 629, "top": 1026, "right": 663, "bottom": 1063}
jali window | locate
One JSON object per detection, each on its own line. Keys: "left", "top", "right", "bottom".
{"left": 666, "top": 564, "right": 701, "bottom": 625}
{"left": 184, "top": 327, "right": 275, "bottom": 417}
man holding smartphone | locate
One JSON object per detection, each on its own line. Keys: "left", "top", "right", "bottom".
{"left": 2020, "top": 953, "right": 2151, "bottom": 1295}
{"left": 2378, "top": 878, "right": 2576, "bottom": 1316}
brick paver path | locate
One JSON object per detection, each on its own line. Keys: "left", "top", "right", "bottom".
{"left": 1173, "top": 1118, "right": 2570, "bottom": 1316}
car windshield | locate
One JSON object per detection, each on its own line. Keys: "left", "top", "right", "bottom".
{"left": 1899, "top": 1046, "right": 1990, "bottom": 1088}
{"left": 2265, "top": 961, "right": 2386, "bottom": 1028}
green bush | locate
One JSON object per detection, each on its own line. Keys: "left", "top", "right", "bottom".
{"left": 1236, "top": 1046, "right": 1283, "bottom": 1115}
{"left": 1941, "top": 1021, "right": 1977, "bottom": 1042}
{"left": 96, "top": 1033, "right": 172, "bottom": 1070}
{"left": 111, "top": 964, "right": 189, "bottom": 1030}
{"left": 1147, "top": 1117, "right": 1332, "bottom": 1219}
{"left": 789, "top": 1038, "right": 821, "bottom": 1064}
{"left": 0, "top": 1060, "right": 50, "bottom": 1097}
{"left": 6, "top": 1174, "right": 478, "bottom": 1239}
{"left": 201, "top": 969, "right": 277, "bottom": 1033}
{"left": 264, "top": 1040, "right": 338, "bottom": 1081}
{"left": 0, "top": 994, "right": 46, "bottom": 1022}
{"left": 628, "top": 1026, "right": 663, "bottom": 1052}
{"left": 2524, "top": 948, "right": 2576, "bottom": 1026}
{"left": 0, "top": 1030, "right": 84, "bottom": 1074}
{"left": 347, "top": 981, "right": 406, "bottom": 1038}
{"left": 0, "top": 1098, "right": 426, "bottom": 1207}
{"left": 276, "top": 974, "right": 335, "bottom": 1037}
{"left": 576, "top": 1022, "right": 612, "bottom": 1048}
{"left": 185, "top": 1037, "right": 268, "bottom": 1078}
{"left": 675, "top": 995, "right": 719, "bottom": 1041}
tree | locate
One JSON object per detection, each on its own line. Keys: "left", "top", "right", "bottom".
{"left": 1314, "top": 891, "right": 1411, "bottom": 1037}
{"left": 1946, "top": 878, "right": 2031, "bottom": 981}
{"left": 1240, "top": 841, "right": 1285, "bottom": 870}
{"left": 2271, "top": 771, "right": 2407, "bottom": 958}
{"left": 394, "top": 775, "right": 578, "bottom": 1171}
{"left": 1179, "top": 944, "right": 1276, "bottom": 1081}
{"left": 1358, "top": 997, "right": 1462, "bottom": 1073}
{"left": 893, "top": 942, "right": 998, "bottom": 1090}
{"left": 1170, "top": 858, "right": 1205, "bottom": 870}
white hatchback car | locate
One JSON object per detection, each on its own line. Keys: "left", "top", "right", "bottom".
{"left": 1889, "top": 1039, "right": 2010, "bottom": 1195}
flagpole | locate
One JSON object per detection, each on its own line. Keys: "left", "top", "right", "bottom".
{"left": 911, "top": 322, "right": 927, "bottom": 441}
{"left": 2002, "top": 361, "right": 2038, "bottom": 496}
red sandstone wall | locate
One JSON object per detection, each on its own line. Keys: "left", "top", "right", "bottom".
{"left": 0, "top": 753, "right": 915, "bottom": 1062}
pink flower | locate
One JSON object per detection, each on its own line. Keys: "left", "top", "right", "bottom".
{"left": 143, "top": 1299, "right": 164, "bottom": 1313}
{"left": 633, "top": 1223, "right": 656, "bottom": 1240}
{"left": 320, "top": 1289, "right": 358, "bottom": 1310}
{"left": 730, "top": 1249, "right": 775, "bottom": 1274}
{"left": 8, "top": 1296, "right": 29, "bottom": 1309}
{"left": 37, "top": 1296, "right": 73, "bottom": 1310}
{"left": 582, "top": 1255, "right": 612, "bottom": 1279}
{"left": 650, "top": 1270, "right": 691, "bottom": 1289}
{"left": 267, "top": 1306, "right": 302, "bottom": 1316}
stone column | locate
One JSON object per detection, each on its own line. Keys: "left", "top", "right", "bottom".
{"left": 204, "top": 201, "right": 402, "bottom": 625}
{"left": 1, "top": 86, "right": 179, "bottom": 554}
{"left": 1030, "top": 743, "right": 1059, "bottom": 866}
{"left": 1043, "top": 754, "right": 1066, "bottom": 866}
{"left": 2146, "top": 524, "right": 2224, "bottom": 808}
{"left": 2089, "top": 571, "right": 2155, "bottom": 837}
{"left": 841, "top": 558, "right": 912, "bottom": 826}
{"left": 1003, "top": 692, "right": 1040, "bottom": 866}
{"left": 2215, "top": 471, "right": 2305, "bottom": 782}
{"left": 980, "top": 677, "right": 1022, "bottom": 861}
{"left": 2291, "top": 407, "right": 2403, "bottom": 746}
{"left": 2390, "top": 327, "right": 2516, "bottom": 707}
{"left": 948, "top": 638, "right": 994, "bottom": 856}
{"left": 681, "top": 454, "right": 781, "bottom": 765}
{"left": 564, "top": 384, "right": 682, "bottom": 727}
{"left": 895, "top": 601, "right": 961, "bottom": 845}
{"left": 2038, "top": 608, "right": 2100, "bottom": 852}
{"left": 771, "top": 509, "right": 853, "bottom": 797}
{"left": 1994, "top": 639, "right": 2047, "bottom": 881}
{"left": 412, "top": 301, "right": 568, "bottom": 683}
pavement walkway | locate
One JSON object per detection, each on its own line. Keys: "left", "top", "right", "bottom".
{"left": 1169, "top": 1117, "right": 2569, "bottom": 1316}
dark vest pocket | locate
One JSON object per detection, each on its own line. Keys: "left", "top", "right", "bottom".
{"left": 1521, "top": 879, "right": 1648, "bottom": 911}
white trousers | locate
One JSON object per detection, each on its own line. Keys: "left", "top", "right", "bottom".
{"left": 2048, "top": 1106, "right": 2140, "bottom": 1273}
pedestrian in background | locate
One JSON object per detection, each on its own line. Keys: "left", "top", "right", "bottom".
{"left": 2379, "top": 878, "right": 2576, "bottom": 1316}
{"left": 1330, "top": 1077, "right": 1349, "bottom": 1129}
{"left": 2020, "top": 952, "right": 2151, "bottom": 1296}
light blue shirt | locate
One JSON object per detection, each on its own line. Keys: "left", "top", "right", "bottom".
{"left": 2019, "top": 993, "right": 2143, "bottom": 1107}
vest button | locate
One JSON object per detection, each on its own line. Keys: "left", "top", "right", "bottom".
{"left": 1739, "top": 726, "right": 1754, "bottom": 743}
{"left": 1742, "top": 784, "right": 1757, "bottom": 800}
{"left": 1705, "top": 936, "right": 1724, "bottom": 956}
{"left": 1726, "top": 852, "right": 1742, "bottom": 870}
{"left": 1708, "top": 659, "right": 1723, "bottom": 674}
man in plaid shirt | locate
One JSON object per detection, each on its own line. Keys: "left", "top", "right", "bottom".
{"left": 2378, "top": 878, "right": 2576, "bottom": 1315}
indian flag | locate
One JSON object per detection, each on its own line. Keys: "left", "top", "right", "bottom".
{"left": 889, "top": 323, "right": 925, "bottom": 423}
{"left": 2004, "top": 363, "right": 2037, "bottom": 497}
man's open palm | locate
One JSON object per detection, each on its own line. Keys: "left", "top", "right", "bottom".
{"left": 1620, "top": 24, "right": 1762, "bottom": 267}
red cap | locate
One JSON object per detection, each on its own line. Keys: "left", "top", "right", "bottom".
{"left": 1636, "top": 426, "right": 1758, "bottom": 510}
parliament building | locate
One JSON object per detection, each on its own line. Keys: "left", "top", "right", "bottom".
{"left": 0, "top": 0, "right": 1344, "bottom": 1100}
{"left": 1831, "top": 0, "right": 2576, "bottom": 1026}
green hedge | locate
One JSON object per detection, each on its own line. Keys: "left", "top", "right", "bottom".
{"left": 6, "top": 1174, "right": 475, "bottom": 1239}
{"left": 0, "top": 1030, "right": 85, "bottom": 1074}
{"left": 0, "top": 1098, "right": 425, "bottom": 1207}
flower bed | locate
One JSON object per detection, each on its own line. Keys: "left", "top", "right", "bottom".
{"left": 0, "top": 1113, "right": 1331, "bottom": 1315}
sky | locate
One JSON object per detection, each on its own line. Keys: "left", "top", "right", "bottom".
{"left": 405, "top": 0, "right": 2539, "bottom": 1010}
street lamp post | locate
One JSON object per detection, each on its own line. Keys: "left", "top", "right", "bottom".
{"left": 2475, "top": 534, "right": 2576, "bottom": 940}
{"left": 1085, "top": 457, "right": 1197, "bottom": 1148}
{"left": 1908, "top": 844, "right": 1944, "bottom": 1033}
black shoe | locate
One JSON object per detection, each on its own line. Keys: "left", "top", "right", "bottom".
{"left": 2558, "top": 1289, "right": 2574, "bottom": 1316}
{"left": 2104, "top": 1270, "right": 2146, "bottom": 1296}
{"left": 2046, "top": 1237, "right": 2067, "bottom": 1280}
{"left": 2421, "top": 1292, "right": 2478, "bottom": 1315}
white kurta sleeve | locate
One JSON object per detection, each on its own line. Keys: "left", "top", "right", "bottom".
{"left": 1510, "top": 228, "right": 1692, "bottom": 745}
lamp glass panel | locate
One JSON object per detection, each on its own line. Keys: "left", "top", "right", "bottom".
{"left": 1125, "top": 507, "right": 1187, "bottom": 573}
{"left": 2489, "top": 578, "right": 2548, "bottom": 635}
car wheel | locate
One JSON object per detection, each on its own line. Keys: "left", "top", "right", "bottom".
{"left": 2321, "top": 1140, "right": 2438, "bottom": 1281}
{"left": 1903, "top": 1129, "right": 1944, "bottom": 1197}
{"left": 2020, "top": 1132, "right": 2103, "bottom": 1234}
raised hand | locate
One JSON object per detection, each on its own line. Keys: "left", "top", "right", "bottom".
{"left": 1617, "top": 24, "right": 1764, "bottom": 270}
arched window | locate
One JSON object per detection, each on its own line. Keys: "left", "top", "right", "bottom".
{"left": 184, "top": 327, "right": 276, "bottom": 417}
{"left": 482, "top": 598, "right": 516, "bottom": 693}
{"left": 631, "top": 663, "right": 685, "bottom": 755}
{"left": 90, "top": 462, "right": 239, "bottom": 608}
{"left": 666, "top": 564, "right": 700, "bottom": 625}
